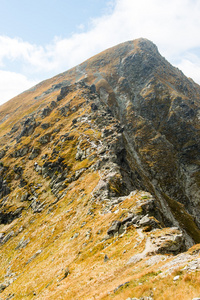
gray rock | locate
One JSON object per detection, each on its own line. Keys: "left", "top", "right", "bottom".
{"left": 101, "top": 128, "right": 114, "bottom": 138}
{"left": 75, "top": 147, "right": 87, "bottom": 161}
{"left": 20, "top": 192, "right": 30, "bottom": 202}
{"left": 70, "top": 232, "right": 79, "bottom": 240}
{"left": 173, "top": 275, "right": 180, "bottom": 281}
{"left": 81, "top": 221, "right": 87, "bottom": 228}
{"left": 138, "top": 215, "right": 159, "bottom": 229}
{"left": 0, "top": 283, "right": 8, "bottom": 293}
{"left": 104, "top": 254, "right": 109, "bottom": 262}
{"left": 0, "top": 233, "right": 4, "bottom": 243}
{"left": 26, "top": 250, "right": 42, "bottom": 264}
{"left": 75, "top": 168, "right": 86, "bottom": 180}
{"left": 41, "top": 106, "right": 52, "bottom": 118}
{"left": 29, "top": 148, "right": 40, "bottom": 160}
{"left": 34, "top": 162, "right": 42, "bottom": 174}
{"left": 19, "top": 178, "right": 27, "bottom": 188}
{"left": 121, "top": 213, "right": 135, "bottom": 225}
{"left": 15, "top": 237, "right": 30, "bottom": 250}
{"left": 30, "top": 198, "right": 44, "bottom": 213}
{"left": 41, "top": 123, "right": 51, "bottom": 129}
{"left": 42, "top": 157, "right": 66, "bottom": 179}
{"left": 0, "top": 177, "right": 10, "bottom": 198}
{"left": 183, "top": 258, "right": 200, "bottom": 271}
{"left": 50, "top": 100, "right": 57, "bottom": 109}
{"left": 12, "top": 145, "right": 29, "bottom": 157}
{"left": 107, "top": 220, "right": 122, "bottom": 236}
{"left": 17, "top": 117, "right": 37, "bottom": 139}
{"left": 131, "top": 215, "right": 142, "bottom": 224}
{"left": 91, "top": 103, "right": 98, "bottom": 111}
{"left": 39, "top": 133, "right": 51, "bottom": 144}
{"left": 13, "top": 165, "right": 23, "bottom": 177}
{"left": 51, "top": 181, "right": 66, "bottom": 195}
{"left": 114, "top": 281, "right": 130, "bottom": 293}
{"left": 0, "top": 207, "right": 24, "bottom": 225}
{"left": 139, "top": 215, "right": 151, "bottom": 226}
{"left": 0, "top": 150, "right": 5, "bottom": 159}
{"left": 150, "top": 228, "right": 184, "bottom": 254}
{"left": 58, "top": 104, "right": 70, "bottom": 117}
{"left": 57, "top": 85, "right": 71, "bottom": 101}
{"left": 90, "top": 84, "right": 96, "bottom": 93}
{"left": 64, "top": 267, "right": 70, "bottom": 278}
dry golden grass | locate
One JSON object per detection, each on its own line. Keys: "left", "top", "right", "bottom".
{"left": 1, "top": 39, "right": 200, "bottom": 300}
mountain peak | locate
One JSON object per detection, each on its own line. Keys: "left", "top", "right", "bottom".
{"left": 134, "top": 37, "right": 159, "bottom": 52}
{"left": 0, "top": 39, "right": 200, "bottom": 299}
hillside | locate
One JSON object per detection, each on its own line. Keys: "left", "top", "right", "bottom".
{"left": 0, "top": 38, "right": 200, "bottom": 299}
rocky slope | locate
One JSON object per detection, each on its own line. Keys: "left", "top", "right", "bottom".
{"left": 0, "top": 38, "right": 200, "bottom": 299}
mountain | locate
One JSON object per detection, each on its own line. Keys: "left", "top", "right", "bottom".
{"left": 0, "top": 38, "right": 200, "bottom": 299}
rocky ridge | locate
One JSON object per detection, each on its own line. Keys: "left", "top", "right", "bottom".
{"left": 0, "top": 38, "right": 200, "bottom": 299}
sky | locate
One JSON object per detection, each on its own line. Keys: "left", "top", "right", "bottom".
{"left": 0, "top": 0, "right": 200, "bottom": 105}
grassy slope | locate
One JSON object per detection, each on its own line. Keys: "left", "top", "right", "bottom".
{"left": 0, "top": 39, "right": 200, "bottom": 299}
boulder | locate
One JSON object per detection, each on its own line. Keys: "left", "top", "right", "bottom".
{"left": 13, "top": 165, "right": 23, "bottom": 177}
{"left": 58, "top": 104, "right": 70, "bottom": 117}
{"left": 39, "top": 133, "right": 51, "bottom": 144}
{"left": 19, "top": 178, "right": 27, "bottom": 188}
{"left": 57, "top": 86, "right": 71, "bottom": 101}
{"left": 31, "top": 198, "right": 44, "bottom": 213}
{"left": 90, "top": 84, "right": 96, "bottom": 93}
{"left": 91, "top": 103, "right": 98, "bottom": 111}
{"left": 1, "top": 231, "right": 14, "bottom": 244}
{"left": 42, "top": 157, "right": 66, "bottom": 178}
{"left": 107, "top": 220, "right": 122, "bottom": 236}
{"left": 0, "top": 178, "right": 10, "bottom": 198}
{"left": 121, "top": 213, "right": 136, "bottom": 225}
{"left": 0, "top": 283, "right": 8, "bottom": 293}
{"left": 40, "top": 106, "right": 52, "bottom": 118}
{"left": 12, "top": 145, "right": 29, "bottom": 157}
{"left": 104, "top": 254, "right": 109, "bottom": 262}
{"left": 0, "top": 207, "right": 23, "bottom": 225}
{"left": 41, "top": 123, "right": 51, "bottom": 129}
{"left": 29, "top": 148, "right": 41, "bottom": 160}
{"left": 75, "top": 147, "right": 87, "bottom": 161}
{"left": 139, "top": 215, "right": 158, "bottom": 229}
{"left": 64, "top": 267, "right": 70, "bottom": 278}
{"left": 150, "top": 227, "right": 184, "bottom": 254}
{"left": 34, "top": 162, "right": 42, "bottom": 174}
{"left": 17, "top": 117, "right": 37, "bottom": 139}
{"left": 50, "top": 100, "right": 57, "bottom": 109}
{"left": 20, "top": 192, "right": 30, "bottom": 202}
{"left": 0, "top": 150, "right": 5, "bottom": 159}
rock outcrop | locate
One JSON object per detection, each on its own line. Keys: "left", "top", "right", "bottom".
{"left": 0, "top": 38, "right": 200, "bottom": 299}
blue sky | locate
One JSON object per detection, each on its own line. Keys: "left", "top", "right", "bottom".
{"left": 0, "top": 0, "right": 111, "bottom": 44}
{"left": 0, "top": 0, "right": 200, "bottom": 105}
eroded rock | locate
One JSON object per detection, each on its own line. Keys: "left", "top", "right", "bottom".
{"left": 0, "top": 207, "right": 23, "bottom": 225}
{"left": 39, "top": 133, "right": 51, "bottom": 144}
{"left": 41, "top": 106, "right": 52, "bottom": 118}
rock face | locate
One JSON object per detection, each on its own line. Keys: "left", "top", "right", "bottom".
{"left": 71, "top": 38, "right": 200, "bottom": 245}
{"left": 0, "top": 38, "right": 200, "bottom": 244}
{"left": 0, "top": 38, "right": 200, "bottom": 299}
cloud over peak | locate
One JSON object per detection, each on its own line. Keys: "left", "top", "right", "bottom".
{"left": 1, "top": 0, "right": 200, "bottom": 104}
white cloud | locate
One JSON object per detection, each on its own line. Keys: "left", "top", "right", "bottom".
{"left": 177, "top": 54, "right": 200, "bottom": 85}
{"left": 0, "top": 70, "right": 37, "bottom": 105}
{"left": 1, "top": 0, "right": 200, "bottom": 104}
